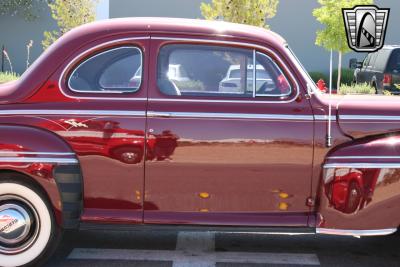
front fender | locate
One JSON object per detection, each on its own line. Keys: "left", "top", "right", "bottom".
{"left": 0, "top": 125, "right": 82, "bottom": 229}
{"left": 318, "top": 135, "right": 400, "bottom": 231}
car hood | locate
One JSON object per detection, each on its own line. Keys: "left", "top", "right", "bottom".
{"left": 337, "top": 94, "right": 400, "bottom": 138}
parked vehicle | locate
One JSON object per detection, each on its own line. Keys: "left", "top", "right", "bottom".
{"left": 0, "top": 18, "right": 399, "bottom": 267}
{"left": 351, "top": 45, "right": 400, "bottom": 94}
{"left": 218, "top": 64, "right": 273, "bottom": 93}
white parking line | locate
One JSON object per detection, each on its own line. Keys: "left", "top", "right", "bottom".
{"left": 173, "top": 231, "right": 215, "bottom": 267}
{"left": 68, "top": 232, "right": 320, "bottom": 266}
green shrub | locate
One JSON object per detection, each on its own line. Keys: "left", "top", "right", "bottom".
{"left": 0, "top": 72, "right": 19, "bottom": 84}
{"left": 383, "top": 90, "right": 392, "bottom": 96}
{"left": 308, "top": 71, "right": 328, "bottom": 83}
{"left": 338, "top": 83, "right": 375, "bottom": 95}
{"left": 333, "top": 68, "right": 354, "bottom": 86}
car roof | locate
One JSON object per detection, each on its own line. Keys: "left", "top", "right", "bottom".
{"left": 60, "top": 17, "right": 287, "bottom": 48}
{"left": 381, "top": 45, "right": 400, "bottom": 50}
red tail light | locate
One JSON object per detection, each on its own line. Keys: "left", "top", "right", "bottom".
{"left": 383, "top": 73, "right": 392, "bottom": 87}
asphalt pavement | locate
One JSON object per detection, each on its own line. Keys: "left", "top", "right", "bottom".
{"left": 44, "top": 228, "right": 400, "bottom": 267}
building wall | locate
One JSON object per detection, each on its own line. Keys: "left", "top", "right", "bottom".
{"left": 0, "top": 2, "right": 57, "bottom": 74}
{"left": 110, "top": 0, "right": 400, "bottom": 73}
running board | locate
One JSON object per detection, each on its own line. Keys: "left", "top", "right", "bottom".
{"left": 79, "top": 223, "right": 397, "bottom": 238}
{"left": 316, "top": 228, "right": 397, "bottom": 238}
{"left": 79, "top": 223, "right": 314, "bottom": 235}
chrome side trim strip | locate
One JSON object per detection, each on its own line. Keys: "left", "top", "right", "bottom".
{"left": 314, "top": 115, "right": 336, "bottom": 121}
{"left": 0, "top": 157, "right": 78, "bottom": 164}
{"left": 324, "top": 163, "right": 400, "bottom": 169}
{"left": 0, "top": 110, "right": 146, "bottom": 116}
{"left": 340, "top": 115, "right": 400, "bottom": 121}
{"left": 151, "top": 36, "right": 300, "bottom": 104}
{"left": 328, "top": 156, "right": 400, "bottom": 159}
{"left": 147, "top": 111, "right": 314, "bottom": 121}
{"left": 316, "top": 228, "right": 397, "bottom": 237}
{"left": 0, "top": 151, "right": 75, "bottom": 156}
{"left": 58, "top": 37, "right": 150, "bottom": 101}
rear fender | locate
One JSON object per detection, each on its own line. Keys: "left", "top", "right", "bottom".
{"left": 0, "top": 125, "right": 82, "bottom": 229}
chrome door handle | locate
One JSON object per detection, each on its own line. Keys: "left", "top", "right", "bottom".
{"left": 147, "top": 111, "right": 172, "bottom": 118}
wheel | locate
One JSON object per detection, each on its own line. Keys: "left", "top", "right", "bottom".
{"left": 372, "top": 82, "right": 378, "bottom": 94}
{"left": 0, "top": 175, "right": 61, "bottom": 267}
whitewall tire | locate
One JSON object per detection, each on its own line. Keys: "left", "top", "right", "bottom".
{"left": 0, "top": 179, "right": 58, "bottom": 267}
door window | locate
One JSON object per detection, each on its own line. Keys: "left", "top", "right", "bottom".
{"left": 157, "top": 44, "right": 291, "bottom": 98}
{"left": 68, "top": 46, "right": 142, "bottom": 93}
{"left": 363, "top": 54, "right": 371, "bottom": 68}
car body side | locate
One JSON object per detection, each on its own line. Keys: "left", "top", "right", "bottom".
{"left": 0, "top": 18, "right": 399, "bottom": 235}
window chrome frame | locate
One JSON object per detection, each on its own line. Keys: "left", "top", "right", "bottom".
{"left": 67, "top": 46, "right": 143, "bottom": 94}
{"left": 152, "top": 37, "right": 300, "bottom": 104}
{"left": 254, "top": 51, "right": 292, "bottom": 97}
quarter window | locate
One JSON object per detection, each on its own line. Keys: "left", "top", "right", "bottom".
{"left": 157, "top": 44, "right": 291, "bottom": 98}
{"left": 68, "top": 46, "right": 142, "bottom": 93}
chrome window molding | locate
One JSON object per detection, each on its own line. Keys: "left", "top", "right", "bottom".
{"left": 0, "top": 110, "right": 146, "bottom": 117}
{"left": 324, "top": 163, "right": 400, "bottom": 169}
{"left": 254, "top": 51, "right": 292, "bottom": 97}
{"left": 152, "top": 36, "right": 300, "bottom": 104}
{"left": 0, "top": 157, "right": 78, "bottom": 164}
{"left": 68, "top": 46, "right": 143, "bottom": 94}
{"left": 317, "top": 228, "right": 397, "bottom": 237}
{"left": 328, "top": 156, "right": 400, "bottom": 159}
{"left": 147, "top": 111, "right": 313, "bottom": 121}
{"left": 339, "top": 115, "right": 400, "bottom": 121}
{"left": 0, "top": 151, "right": 75, "bottom": 156}
{"left": 59, "top": 37, "right": 150, "bottom": 101}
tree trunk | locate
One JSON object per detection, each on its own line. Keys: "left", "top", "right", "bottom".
{"left": 337, "top": 51, "right": 342, "bottom": 93}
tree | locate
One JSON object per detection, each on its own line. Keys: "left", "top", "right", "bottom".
{"left": 200, "top": 0, "right": 279, "bottom": 29}
{"left": 313, "top": 0, "right": 373, "bottom": 92}
{"left": 42, "top": 0, "right": 97, "bottom": 50}
{"left": 0, "top": 0, "right": 48, "bottom": 20}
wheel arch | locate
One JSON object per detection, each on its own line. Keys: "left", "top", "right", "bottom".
{"left": 0, "top": 124, "right": 83, "bottom": 229}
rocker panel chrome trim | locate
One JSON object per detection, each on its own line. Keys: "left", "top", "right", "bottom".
{"left": 316, "top": 228, "right": 397, "bottom": 237}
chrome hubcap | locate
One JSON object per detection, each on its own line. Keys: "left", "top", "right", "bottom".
{"left": 0, "top": 196, "right": 39, "bottom": 254}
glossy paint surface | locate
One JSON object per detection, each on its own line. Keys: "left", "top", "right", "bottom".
{"left": 0, "top": 18, "right": 399, "bottom": 232}
{"left": 143, "top": 38, "right": 314, "bottom": 226}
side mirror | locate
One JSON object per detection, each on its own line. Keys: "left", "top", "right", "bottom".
{"left": 349, "top": 58, "right": 363, "bottom": 69}
{"left": 349, "top": 58, "right": 358, "bottom": 69}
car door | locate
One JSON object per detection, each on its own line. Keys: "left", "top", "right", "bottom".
{"left": 366, "top": 52, "right": 378, "bottom": 84}
{"left": 144, "top": 37, "right": 314, "bottom": 227}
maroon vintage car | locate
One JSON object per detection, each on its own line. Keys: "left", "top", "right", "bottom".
{"left": 0, "top": 18, "right": 399, "bottom": 266}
